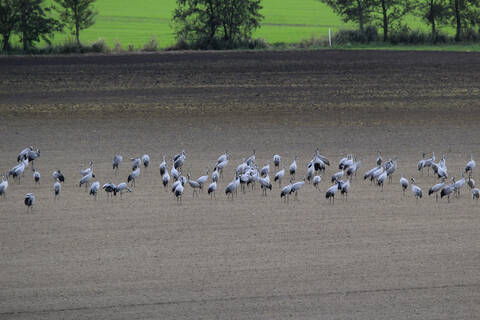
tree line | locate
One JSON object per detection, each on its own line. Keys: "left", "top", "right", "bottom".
{"left": 320, "top": 0, "right": 480, "bottom": 42}
{"left": 2, "top": 0, "right": 480, "bottom": 53}
{"left": 0, "top": 0, "right": 96, "bottom": 52}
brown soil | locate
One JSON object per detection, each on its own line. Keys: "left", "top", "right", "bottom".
{"left": 0, "top": 50, "right": 480, "bottom": 319}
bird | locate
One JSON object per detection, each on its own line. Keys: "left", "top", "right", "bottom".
{"left": 326, "top": 182, "right": 339, "bottom": 204}
{"left": 274, "top": 167, "right": 285, "bottom": 187}
{"left": 258, "top": 175, "right": 272, "bottom": 196}
{"left": 306, "top": 164, "right": 314, "bottom": 183}
{"left": 440, "top": 181, "right": 455, "bottom": 202}
{"left": 114, "top": 182, "right": 132, "bottom": 198}
{"left": 53, "top": 179, "right": 61, "bottom": 200}
{"left": 27, "top": 149, "right": 40, "bottom": 168}
{"left": 339, "top": 155, "right": 353, "bottom": 170}
{"left": 377, "top": 170, "right": 387, "bottom": 191}
{"left": 212, "top": 168, "right": 219, "bottom": 183}
{"left": 102, "top": 183, "right": 116, "bottom": 198}
{"left": 246, "top": 149, "right": 256, "bottom": 166}
{"left": 417, "top": 153, "right": 426, "bottom": 174}
{"left": 79, "top": 172, "right": 95, "bottom": 190}
{"left": 17, "top": 146, "right": 32, "bottom": 162}
{"left": 346, "top": 160, "right": 361, "bottom": 177}
{"left": 453, "top": 174, "right": 466, "bottom": 197}
{"left": 174, "top": 183, "right": 184, "bottom": 202}
{"left": 187, "top": 174, "right": 201, "bottom": 197}
{"left": 410, "top": 178, "right": 423, "bottom": 201}
{"left": 142, "top": 154, "right": 150, "bottom": 168}
{"left": 261, "top": 161, "right": 270, "bottom": 177}
{"left": 174, "top": 151, "right": 185, "bottom": 169}
{"left": 428, "top": 180, "right": 446, "bottom": 201}
{"left": 314, "top": 148, "right": 330, "bottom": 166}
{"left": 331, "top": 170, "right": 344, "bottom": 183}
{"left": 273, "top": 154, "right": 281, "bottom": 169}
{"left": 340, "top": 179, "right": 350, "bottom": 200}
{"left": 400, "top": 175, "right": 408, "bottom": 196}
{"left": 208, "top": 181, "right": 217, "bottom": 198}
{"left": 465, "top": 154, "right": 475, "bottom": 174}
{"left": 217, "top": 152, "right": 228, "bottom": 165}
{"left": 472, "top": 188, "right": 479, "bottom": 202}
{"left": 171, "top": 164, "right": 179, "bottom": 181}
{"left": 80, "top": 161, "right": 94, "bottom": 176}
{"left": 423, "top": 152, "right": 435, "bottom": 175}
{"left": 289, "top": 156, "right": 297, "bottom": 178}
{"left": 280, "top": 181, "right": 293, "bottom": 202}
{"left": 290, "top": 179, "right": 305, "bottom": 199}
{"left": 52, "top": 170, "right": 65, "bottom": 183}
{"left": 162, "top": 170, "right": 170, "bottom": 190}
{"left": 33, "top": 170, "right": 40, "bottom": 184}
{"left": 24, "top": 193, "right": 35, "bottom": 212}
{"left": 364, "top": 166, "right": 379, "bottom": 181}
{"left": 225, "top": 176, "right": 239, "bottom": 199}
{"left": 376, "top": 151, "right": 383, "bottom": 166}
{"left": 313, "top": 175, "right": 321, "bottom": 190}
{"left": 131, "top": 157, "right": 141, "bottom": 170}
{"left": 128, "top": 167, "right": 140, "bottom": 187}
{"left": 90, "top": 181, "right": 100, "bottom": 200}
{"left": 159, "top": 156, "right": 167, "bottom": 176}
{"left": 467, "top": 176, "right": 475, "bottom": 189}
{"left": 9, "top": 159, "right": 27, "bottom": 182}
{"left": 113, "top": 155, "right": 123, "bottom": 173}
{"left": 386, "top": 158, "right": 397, "bottom": 183}
{"left": 215, "top": 159, "right": 228, "bottom": 178}
{"left": 196, "top": 168, "right": 209, "bottom": 189}
{"left": 0, "top": 175, "right": 8, "bottom": 198}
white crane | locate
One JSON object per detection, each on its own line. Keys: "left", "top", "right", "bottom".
{"left": 196, "top": 168, "right": 209, "bottom": 189}
{"left": 131, "top": 157, "right": 141, "bottom": 170}
{"left": 472, "top": 188, "right": 479, "bottom": 202}
{"left": 79, "top": 171, "right": 95, "bottom": 190}
{"left": 142, "top": 154, "right": 150, "bottom": 168}
{"left": 428, "top": 180, "right": 446, "bottom": 201}
{"left": 52, "top": 170, "right": 65, "bottom": 183}
{"left": 465, "top": 154, "right": 475, "bottom": 174}
{"left": 113, "top": 155, "right": 123, "bottom": 173}
{"left": 274, "top": 167, "right": 285, "bottom": 187}
{"left": 326, "top": 182, "right": 339, "bottom": 204}
{"left": 289, "top": 156, "right": 297, "bottom": 178}
{"left": 102, "top": 183, "right": 116, "bottom": 198}
{"left": 115, "top": 182, "right": 132, "bottom": 198}
{"left": 280, "top": 181, "right": 292, "bottom": 202}
{"left": 0, "top": 175, "right": 8, "bottom": 198}
{"left": 208, "top": 181, "right": 217, "bottom": 198}
{"left": 187, "top": 174, "right": 201, "bottom": 197}
{"left": 410, "top": 178, "right": 423, "bottom": 201}
{"left": 400, "top": 175, "right": 408, "bottom": 196}
{"left": 90, "top": 181, "right": 100, "bottom": 200}
{"left": 260, "top": 161, "right": 270, "bottom": 177}
{"left": 24, "top": 193, "right": 35, "bottom": 212}
{"left": 33, "top": 170, "right": 40, "bottom": 184}
{"left": 128, "top": 167, "right": 140, "bottom": 187}
{"left": 53, "top": 179, "right": 61, "bottom": 200}
{"left": 159, "top": 156, "right": 167, "bottom": 176}
{"left": 417, "top": 153, "right": 426, "bottom": 174}
{"left": 162, "top": 170, "right": 170, "bottom": 190}
{"left": 313, "top": 175, "right": 321, "bottom": 190}
{"left": 273, "top": 154, "right": 281, "bottom": 169}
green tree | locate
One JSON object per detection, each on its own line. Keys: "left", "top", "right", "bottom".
{"left": 372, "top": 0, "right": 411, "bottom": 41}
{"left": 449, "top": 0, "right": 480, "bottom": 41}
{"left": 173, "top": 0, "right": 263, "bottom": 48}
{"left": 414, "top": 0, "right": 448, "bottom": 37}
{"left": 319, "top": 0, "right": 373, "bottom": 32}
{"left": 18, "top": 0, "right": 61, "bottom": 51}
{"left": 0, "top": 0, "right": 19, "bottom": 51}
{"left": 55, "top": 0, "right": 97, "bottom": 46}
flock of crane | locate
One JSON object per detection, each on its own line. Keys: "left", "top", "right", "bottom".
{"left": 0, "top": 146, "right": 478, "bottom": 212}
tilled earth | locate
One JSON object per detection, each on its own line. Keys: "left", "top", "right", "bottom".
{"left": 0, "top": 50, "right": 480, "bottom": 319}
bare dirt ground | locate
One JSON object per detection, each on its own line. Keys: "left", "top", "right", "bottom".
{"left": 1, "top": 50, "right": 480, "bottom": 319}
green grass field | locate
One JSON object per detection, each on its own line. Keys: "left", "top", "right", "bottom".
{"left": 48, "top": 0, "right": 351, "bottom": 48}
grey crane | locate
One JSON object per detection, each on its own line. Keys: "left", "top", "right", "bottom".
{"left": 313, "top": 175, "right": 321, "bottom": 190}
{"left": 79, "top": 171, "right": 95, "bottom": 190}
{"left": 280, "top": 181, "right": 292, "bottom": 202}
{"left": 411, "top": 178, "right": 423, "bottom": 201}
{"left": 472, "top": 188, "right": 479, "bottom": 202}
{"left": 131, "top": 157, "right": 141, "bottom": 170}
{"left": 113, "top": 155, "right": 123, "bottom": 173}
{"left": 465, "top": 154, "right": 475, "bottom": 174}
{"left": 428, "top": 179, "right": 445, "bottom": 201}
{"left": 326, "top": 182, "right": 339, "bottom": 204}
{"left": 90, "top": 181, "right": 100, "bottom": 200}
{"left": 417, "top": 153, "right": 426, "bottom": 175}
{"left": 225, "top": 176, "right": 239, "bottom": 199}
{"left": 208, "top": 181, "right": 217, "bottom": 198}
{"left": 187, "top": 174, "right": 201, "bottom": 197}
{"left": 102, "top": 183, "right": 116, "bottom": 198}
{"left": 142, "top": 154, "right": 150, "bottom": 168}
{"left": 196, "top": 168, "right": 209, "bottom": 189}
{"left": 54, "top": 179, "right": 61, "bottom": 200}
{"left": 52, "top": 170, "right": 65, "bottom": 183}
{"left": 115, "top": 182, "right": 132, "bottom": 198}
{"left": 273, "top": 154, "right": 281, "bottom": 169}
{"left": 17, "top": 146, "right": 32, "bottom": 162}
{"left": 215, "top": 159, "right": 228, "bottom": 179}
{"left": 274, "top": 167, "right": 285, "bottom": 187}
{"left": 289, "top": 155, "right": 297, "bottom": 178}
{"left": 80, "top": 161, "right": 94, "bottom": 176}
{"left": 24, "top": 193, "right": 35, "bottom": 212}
{"left": 173, "top": 150, "right": 185, "bottom": 170}
{"left": 162, "top": 170, "right": 170, "bottom": 190}
{"left": 440, "top": 181, "right": 455, "bottom": 202}
{"left": 174, "top": 183, "right": 184, "bottom": 202}
{"left": 0, "top": 175, "right": 8, "bottom": 198}
{"left": 159, "top": 156, "right": 167, "bottom": 176}
{"left": 290, "top": 178, "right": 305, "bottom": 199}
{"left": 128, "top": 167, "right": 140, "bottom": 187}
{"left": 340, "top": 178, "right": 350, "bottom": 200}
{"left": 33, "top": 170, "right": 40, "bottom": 185}
{"left": 261, "top": 161, "right": 270, "bottom": 177}
{"left": 400, "top": 175, "right": 408, "bottom": 196}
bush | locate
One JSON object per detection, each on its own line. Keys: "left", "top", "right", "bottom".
{"left": 142, "top": 37, "right": 159, "bottom": 51}
{"left": 91, "top": 38, "right": 109, "bottom": 53}
{"left": 127, "top": 44, "right": 135, "bottom": 52}
{"left": 113, "top": 41, "right": 123, "bottom": 53}
{"left": 333, "top": 26, "right": 378, "bottom": 44}
{"left": 167, "top": 37, "right": 268, "bottom": 50}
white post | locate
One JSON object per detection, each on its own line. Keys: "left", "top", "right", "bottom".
{"left": 328, "top": 28, "right": 332, "bottom": 47}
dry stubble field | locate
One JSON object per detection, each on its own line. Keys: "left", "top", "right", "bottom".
{"left": 0, "top": 50, "right": 480, "bottom": 319}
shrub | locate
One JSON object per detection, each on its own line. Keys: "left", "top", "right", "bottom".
{"left": 91, "top": 38, "right": 109, "bottom": 53}
{"left": 333, "top": 26, "right": 378, "bottom": 44}
{"left": 113, "top": 41, "right": 124, "bottom": 53}
{"left": 142, "top": 37, "right": 159, "bottom": 51}
{"left": 127, "top": 44, "right": 135, "bottom": 52}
